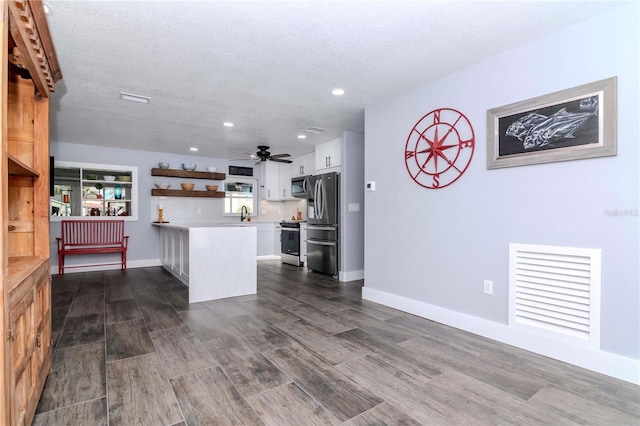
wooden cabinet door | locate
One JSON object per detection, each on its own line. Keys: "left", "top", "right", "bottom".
{"left": 7, "top": 262, "right": 51, "bottom": 426}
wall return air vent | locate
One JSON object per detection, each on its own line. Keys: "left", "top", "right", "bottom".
{"left": 509, "top": 243, "right": 601, "bottom": 349}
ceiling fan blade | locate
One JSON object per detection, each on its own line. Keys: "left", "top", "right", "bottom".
{"left": 269, "top": 153, "right": 291, "bottom": 159}
{"left": 270, "top": 158, "right": 293, "bottom": 163}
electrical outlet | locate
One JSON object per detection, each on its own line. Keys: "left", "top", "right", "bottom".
{"left": 483, "top": 280, "right": 493, "bottom": 295}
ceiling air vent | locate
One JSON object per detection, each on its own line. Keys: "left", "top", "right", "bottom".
{"left": 119, "top": 92, "right": 150, "bottom": 104}
{"left": 304, "top": 126, "right": 328, "bottom": 134}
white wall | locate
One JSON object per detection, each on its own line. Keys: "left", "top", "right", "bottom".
{"left": 339, "top": 131, "right": 365, "bottom": 281}
{"left": 363, "top": 4, "right": 639, "bottom": 382}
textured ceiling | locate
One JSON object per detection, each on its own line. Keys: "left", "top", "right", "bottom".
{"left": 46, "top": 1, "right": 626, "bottom": 160}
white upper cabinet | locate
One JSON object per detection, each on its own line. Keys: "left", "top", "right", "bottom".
{"left": 278, "top": 161, "right": 296, "bottom": 200}
{"left": 315, "top": 138, "right": 341, "bottom": 172}
{"left": 260, "top": 161, "right": 296, "bottom": 201}
{"left": 260, "top": 161, "right": 280, "bottom": 201}
{"left": 292, "top": 152, "right": 315, "bottom": 176}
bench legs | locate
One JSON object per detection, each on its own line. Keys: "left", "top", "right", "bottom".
{"left": 57, "top": 250, "right": 127, "bottom": 275}
{"left": 58, "top": 254, "right": 65, "bottom": 275}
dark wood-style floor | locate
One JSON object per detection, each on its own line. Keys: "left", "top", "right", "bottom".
{"left": 34, "top": 261, "right": 639, "bottom": 425}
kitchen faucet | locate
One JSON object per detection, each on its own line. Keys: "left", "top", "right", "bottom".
{"left": 240, "top": 205, "right": 248, "bottom": 222}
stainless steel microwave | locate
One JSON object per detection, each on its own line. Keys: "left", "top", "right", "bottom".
{"left": 291, "top": 176, "right": 310, "bottom": 198}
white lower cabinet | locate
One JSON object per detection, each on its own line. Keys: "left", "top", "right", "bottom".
{"left": 257, "top": 223, "right": 275, "bottom": 257}
{"left": 160, "top": 227, "right": 189, "bottom": 285}
{"left": 274, "top": 224, "right": 282, "bottom": 258}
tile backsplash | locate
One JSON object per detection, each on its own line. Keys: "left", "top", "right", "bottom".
{"left": 150, "top": 197, "right": 306, "bottom": 223}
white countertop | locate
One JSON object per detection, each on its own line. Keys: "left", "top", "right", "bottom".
{"left": 152, "top": 222, "right": 260, "bottom": 230}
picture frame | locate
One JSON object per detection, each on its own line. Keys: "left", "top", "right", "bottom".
{"left": 486, "top": 76, "right": 617, "bottom": 169}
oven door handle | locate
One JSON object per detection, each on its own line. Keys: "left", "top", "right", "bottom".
{"left": 307, "top": 226, "right": 336, "bottom": 231}
{"left": 307, "top": 240, "right": 336, "bottom": 247}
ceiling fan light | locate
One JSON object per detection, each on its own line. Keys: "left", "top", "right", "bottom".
{"left": 297, "top": 134, "right": 306, "bottom": 139}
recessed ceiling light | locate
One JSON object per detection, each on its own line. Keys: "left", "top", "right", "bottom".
{"left": 119, "top": 92, "right": 150, "bottom": 104}
{"left": 223, "top": 122, "right": 234, "bottom": 127}
{"left": 190, "top": 147, "right": 198, "bottom": 152}
{"left": 297, "top": 134, "right": 307, "bottom": 139}
{"left": 331, "top": 88, "right": 345, "bottom": 96}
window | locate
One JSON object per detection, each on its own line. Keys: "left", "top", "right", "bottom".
{"left": 224, "top": 178, "right": 257, "bottom": 216}
{"left": 51, "top": 161, "right": 138, "bottom": 221}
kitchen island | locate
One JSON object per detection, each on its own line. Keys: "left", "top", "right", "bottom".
{"left": 152, "top": 223, "right": 257, "bottom": 303}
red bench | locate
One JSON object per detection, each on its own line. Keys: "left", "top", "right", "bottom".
{"left": 57, "top": 220, "right": 129, "bottom": 275}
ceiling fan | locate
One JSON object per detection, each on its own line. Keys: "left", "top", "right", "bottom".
{"left": 232, "top": 146, "right": 292, "bottom": 164}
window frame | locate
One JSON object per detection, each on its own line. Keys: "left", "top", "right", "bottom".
{"left": 223, "top": 177, "right": 258, "bottom": 217}
{"left": 50, "top": 161, "right": 139, "bottom": 221}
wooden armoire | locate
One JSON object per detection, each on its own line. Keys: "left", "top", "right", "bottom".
{"left": 1, "top": 0, "right": 61, "bottom": 424}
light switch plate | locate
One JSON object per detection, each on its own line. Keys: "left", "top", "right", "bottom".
{"left": 348, "top": 203, "right": 360, "bottom": 212}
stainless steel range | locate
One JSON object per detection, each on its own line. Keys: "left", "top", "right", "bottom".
{"left": 280, "top": 221, "right": 301, "bottom": 266}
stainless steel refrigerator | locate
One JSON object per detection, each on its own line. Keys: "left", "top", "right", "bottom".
{"left": 306, "top": 172, "right": 339, "bottom": 276}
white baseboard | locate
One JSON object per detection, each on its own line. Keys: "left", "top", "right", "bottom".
{"left": 362, "top": 287, "right": 640, "bottom": 385}
{"left": 339, "top": 269, "right": 365, "bottom": 282}
{"left": 53, "top": 256, "right": 281, "bottom": 274}
{"left": 50, "top": 258, "right": 162, "bottom": 275}
{"left": 257, "top": 255, "right": 281, "bottom": 261}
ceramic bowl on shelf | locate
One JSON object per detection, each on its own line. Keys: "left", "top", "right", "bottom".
{"left": 85, "top": 174, "right": 97, "bottom": 180}
{"left": 182, "top": 163, "right": 196, "bottom": 171}
{"left": 181, "top": 183, "right": 195, "bottom": 191}
{"left": 154, "top": 182, "right": 171, "bottom": 189}
{"left": 205, "top": 185, "right": 218, "bottom": 191}
{"left": 158, "top": 162, "right": 170, "bottom": 169}
{"left": 117, "top": 175, "right": 131, "bottom": 182}
{"left": 103, "top": 175, "right": 116, "bottom": 181}
{"left": 207, "top": 166, "right": 217, "bottom": 173}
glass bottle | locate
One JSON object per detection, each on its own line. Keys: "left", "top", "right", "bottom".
{"left": 114, "top": 184, "right": 122, "bottom": 199}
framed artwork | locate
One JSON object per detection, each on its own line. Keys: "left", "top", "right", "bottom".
{"left": 487, "top": 77, "right": 617, "bottom": 169}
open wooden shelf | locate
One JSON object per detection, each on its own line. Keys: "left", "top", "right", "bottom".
{"left": 151, "top": 168, "right": 226, "bottom": 180}
{"left": 8, "top": 154, "right": 39, "bottom": 177}
{"left": 151, "top": 189, "right": 226, "bottom": 198}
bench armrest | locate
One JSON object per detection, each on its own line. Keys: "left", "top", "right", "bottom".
{"left": 123, "top": 235, "right": 129, "bottom": 248}
{"left": 56, "top": 237, "right": 63, "bottom": 251}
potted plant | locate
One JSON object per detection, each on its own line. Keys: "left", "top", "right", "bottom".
{"left": 95, "top": 182, "right": 103, "bottom": 199}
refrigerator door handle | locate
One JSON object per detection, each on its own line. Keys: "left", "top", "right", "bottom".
{"left": 318, "top": 178, "right": 325, "bottom": 219}
{"left": 314, "top": 179, "right": 321, "bottom": 218}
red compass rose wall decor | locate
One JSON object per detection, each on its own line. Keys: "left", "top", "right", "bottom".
{"left": 404, "top": 108, "right": 475, "bottom": 189}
